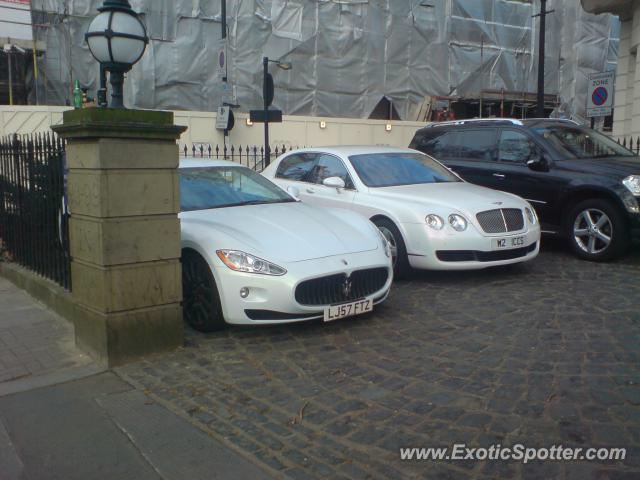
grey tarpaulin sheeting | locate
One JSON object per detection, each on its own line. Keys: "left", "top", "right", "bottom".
{"left": 30, "top": 0, "right": 619, "bottom": 121}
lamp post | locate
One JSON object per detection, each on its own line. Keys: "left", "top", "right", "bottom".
{"left": 85, "top": 0, "right": 149, "bottom": 108}
{"left": 262, "top": 57, "right": 291, "bottom": 166}
{"left": 533, "top": 0, "right": 554, "bottom": 118}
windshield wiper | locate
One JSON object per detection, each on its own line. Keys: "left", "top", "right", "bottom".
{"left": 230, "top": 199, "right": 295, "bottom": 207}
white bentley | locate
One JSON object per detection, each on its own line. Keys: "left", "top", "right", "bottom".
{"left": 179, "top": 159, "right": 393, "bottom": 331}
{"left": 262, "top": 146, "right": 541, "bottom": 275}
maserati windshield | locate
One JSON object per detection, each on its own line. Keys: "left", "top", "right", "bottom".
{"left": 349, "top": 153, "right": 460, "bottom": 188}
{"left": 180, "top": 166, "right": 295, "bottom": 211}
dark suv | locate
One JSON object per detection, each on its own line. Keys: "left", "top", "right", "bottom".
{"left": 410, "top": 119, "right": 640, "bottom": 261}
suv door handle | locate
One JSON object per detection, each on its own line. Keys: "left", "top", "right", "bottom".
{"left": 492, "top": 173, "right": 506, "bottom": 179}
{"left": 306, "top": 187, "right": 316, "bottom": 194}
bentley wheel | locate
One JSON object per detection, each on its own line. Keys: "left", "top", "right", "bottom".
{"left": 182, "top": 250, "right": 226, "bottom": 332}
{"left": 373, "top": 218, "right": 410, "bottom": 278}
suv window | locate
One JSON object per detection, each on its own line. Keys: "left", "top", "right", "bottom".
{"left": 308, "top": 154, "right": 354, "bottom": 188}
{"left": 455, "top": 129, "right": 497, "bottom": 161}
{"left": 416, "top": 131, "right": 459, "bottom": 160}
{"left": 498, "top": 130, "right": 534, "bottom": 163}
{"left": 533, "top": 125, "right": 636, "bottom": 159}
{"left": 275, "top": 153, "right": 317, "bottom": 181}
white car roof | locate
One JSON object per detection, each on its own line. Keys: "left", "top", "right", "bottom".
{"left": 278, "top": 145, "right": 420, "bottom": 157}
{"left": 179, "top": 158, "right": 243, "bottom": 169}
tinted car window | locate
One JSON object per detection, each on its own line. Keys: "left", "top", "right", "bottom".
{"left": 533, "top": 126, "right": 636, "bottom": 158}
{"left": 275, "top": 153, "right": 317, "bottom": 181}
{"left": 348, "top": 152, "right": 460, "bottom": 188}
{"left": 307, "top": 154, "right": 354, "bottom": 188}
{"left": 455, "top": 129, "right": 497, "bottom": 161}
{"left": 416, "top": 131, "right": 459, "bottom": 160}
{"left": 499, "top": 130, "right": 534, "bottom": 163}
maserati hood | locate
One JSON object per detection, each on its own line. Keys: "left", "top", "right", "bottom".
{"left": 180, "top": 202, "right": 378, "bottom": 263}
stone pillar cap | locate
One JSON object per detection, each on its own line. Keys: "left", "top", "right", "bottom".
{"left": 52, "top": 108, "right": 187, "bottom": 141}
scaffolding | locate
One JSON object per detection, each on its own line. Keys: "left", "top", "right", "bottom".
{"left": 27, "top": 0, "right": 619, "bottom": 122}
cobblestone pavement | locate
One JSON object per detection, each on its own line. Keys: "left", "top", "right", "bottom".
{"left": 119, "top": 243, "right": 640, "bottom": 480}
{"left": 0, "top": 277, "right": 97, "bottom": 387}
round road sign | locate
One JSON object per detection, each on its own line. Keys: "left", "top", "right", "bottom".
{"left": 592, "top": 86, "right": 608, "bottom": 106}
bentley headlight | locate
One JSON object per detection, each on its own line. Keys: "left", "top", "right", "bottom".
{"left": 623, "top": 175, "right": 640, "bottom": 195}
{"left": 426, "top": 214, "right": 444, "bottom": 230}
{"left": 448, "top": 214, "right": 468, "bottom": 232}
{"left": 525, "top": 207, "right": 538, "bottom": 225}
{"left": 216, "top": 250, "right": 286, "bottom": 276}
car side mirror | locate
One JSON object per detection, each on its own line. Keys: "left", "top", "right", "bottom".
{"left": 526, "top": 153, "right": 550, "bottom": 172}
{"left": 286, "top": 185, "right": 300, "bottom": 200}
{"left": 322, "top": 176, "right": 346, "bottom": 190}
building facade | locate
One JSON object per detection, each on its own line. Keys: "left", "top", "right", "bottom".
{"left": 582, "top": 0, "right": 639, "bottom": 138}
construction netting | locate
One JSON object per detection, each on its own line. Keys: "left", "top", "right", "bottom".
{"left": 30, "top": 0, "right": 619, "bottom": 122}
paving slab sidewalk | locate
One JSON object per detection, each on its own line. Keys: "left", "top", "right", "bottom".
{"left": 0, "top": 276, "right": 101, "bottom": 396}
{"left": 0, "top": 274, "right": 275, "bottom": 480}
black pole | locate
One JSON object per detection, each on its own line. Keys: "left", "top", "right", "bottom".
{"left": 221, "top": 0, "right": 227, "bottom": 40}
{"left": 536, "top": 0, "right": 547, "bottom": 118}
{"left": 263, "top": 56, "right": 270, "bottom": 166}
{"left": 7, "top": 49, "right": 13, "bottom": 106}
{"left": 110, "top": 70, "right": 125, "bottom": 108}
{"left": 221, "top": 0, "right": 228, "bottom": 149}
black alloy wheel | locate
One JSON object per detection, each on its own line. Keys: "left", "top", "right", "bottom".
{"left": 182, "top": 250, "right": 226, "bottom": 332}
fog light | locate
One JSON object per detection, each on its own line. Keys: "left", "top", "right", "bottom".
{"left": 240, "top": 287, "right": 250, "bottom": 298}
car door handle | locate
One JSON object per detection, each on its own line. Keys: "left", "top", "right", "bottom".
{"left": 492, "top": 173, "right": 506, "bottom": 179}
{"left": 306, "top": 188, "right": 316, "bottom": 194}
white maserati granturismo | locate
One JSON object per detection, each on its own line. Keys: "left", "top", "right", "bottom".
{"left": 178, "top": 159, "right": 393, "bottom": 332}
{"left": 262, "top": 146, "right": 541, "bottom": 275}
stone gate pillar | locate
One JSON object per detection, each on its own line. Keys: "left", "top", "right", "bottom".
{"left": 53, "top": 109, "right": 186, "bottom": 367}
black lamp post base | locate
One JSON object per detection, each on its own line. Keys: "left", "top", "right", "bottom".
{"left": 109, "top": 70, "right": 125, "bottom": 109}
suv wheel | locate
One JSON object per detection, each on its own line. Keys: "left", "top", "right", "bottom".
{"left": 373, "top": 218, "right": 410, "bottom": 278}
{"left": 566, "top": 199, "right": 629, "bottom": 262}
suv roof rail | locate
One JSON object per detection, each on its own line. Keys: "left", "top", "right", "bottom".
{"left": 425, "top": 118, "right": 524, "bottom": 128}
{"left": 523, "top": 118, "right": 581, "bottom": 125}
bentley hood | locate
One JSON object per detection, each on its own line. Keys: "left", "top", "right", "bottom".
{"left": 372, "top": 182, "right": 527, "bottom": 215}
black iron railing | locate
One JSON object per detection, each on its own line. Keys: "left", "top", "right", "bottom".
{"left": 617, "top": 137, "right": 640, "bottom": 155}
{"left": 0, "top": 133, "right": 71, "bottom": 291}
{"left": 180, "top": 144, "right": 303, "bottom": 171}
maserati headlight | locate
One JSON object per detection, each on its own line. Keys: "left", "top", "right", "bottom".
{"left": 378, "top": 230, "right": 391, "bottom": 258}
{"left": 216, "top": 250, "right": 286, "bottom": 276}
{"left": 448, "top": 214, "right": 468, "bottom": 232}
{"left": 426, "top": 214, "right": 444, "bottom": 230}
{"left": 525, "top": 206, "right": 538, "bottom": 225}
{"left": 623, "top": 175, "right": 640, "bottom": 195}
